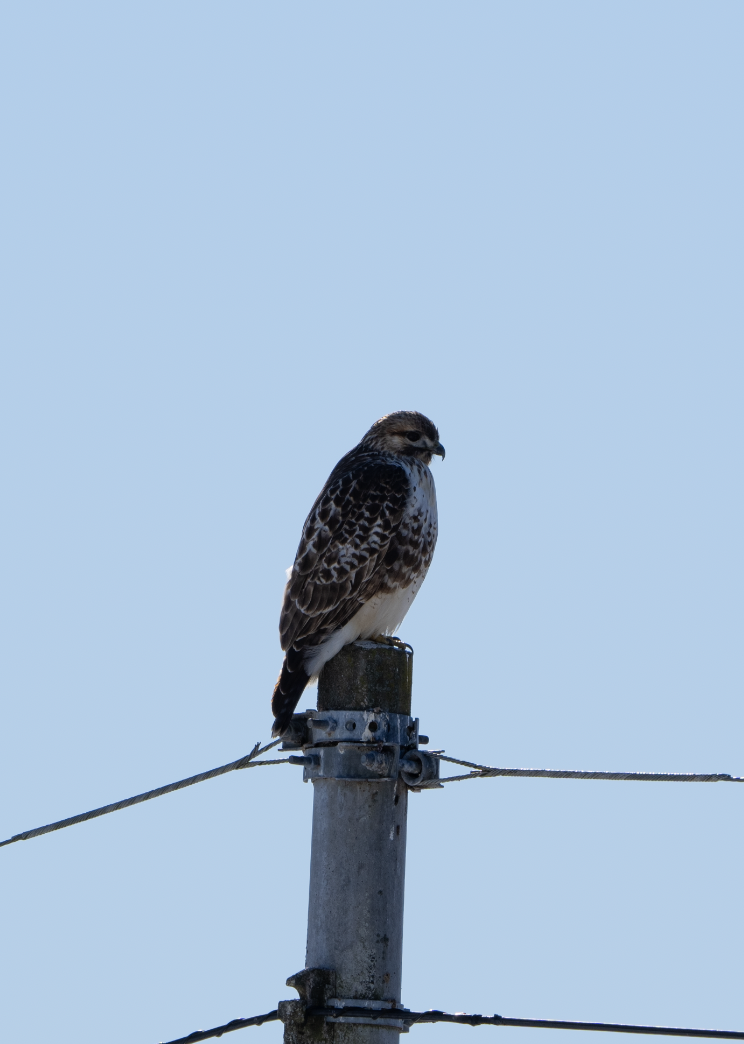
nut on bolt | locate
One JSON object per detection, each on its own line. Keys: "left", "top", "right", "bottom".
{"left": 399, "top": 749, "right": 439, "bottom": 786}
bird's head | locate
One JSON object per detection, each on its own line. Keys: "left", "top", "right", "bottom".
{"left": 361, "top": 411, "right": 445, "bottom": 465}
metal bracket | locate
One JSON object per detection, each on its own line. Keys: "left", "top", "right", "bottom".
{"left": 325, "top": 998, "right": 410, "bottom": 1033}
{"left": 282, "top": 710, "right": 419, "bottom": 749}
{"left": 279, "top": 968, "right": 337, "bottom": 1044}
{"left": 300, "top": 743, "right": 401, "bottom": 782}
{"left": 308, "top": 710, "right": 419, "bottom": 747}
{"left": 282, "top": 709, "right": 439, "bottom": 787}
{"left": 281, "top": 712, "right": 313, "bottom": 751}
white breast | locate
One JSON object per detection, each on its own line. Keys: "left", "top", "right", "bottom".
{"left": 407, "top": 459, "right": 438, "bottom": 543}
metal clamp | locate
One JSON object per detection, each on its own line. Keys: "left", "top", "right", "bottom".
{"left": 282, "top": 710, "right": 421, "bottom": 749}
{"left": 283, "top": 709, "right": 438, "bottom": 787}
{"left": 399, "top": 749, "right": 440, "bottom": 787}
{"left": 325, "top": 998, "right": 410, "bottom": 1033}
{"left": 308, "top": 710, "right": 419, "bottom": 747}
{"left": 299, "top": 743, "right": 401, "bottom": 782}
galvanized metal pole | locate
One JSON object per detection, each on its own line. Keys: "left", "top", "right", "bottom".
{"left": 279, "top": 640, "right": 436, "bottom": 1044}
{"left": 307, "top": 641, "right": 411, "bottom": 1044}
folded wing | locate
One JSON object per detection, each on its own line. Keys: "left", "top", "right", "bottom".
{"left": 280, "top": 454, "right": 411, "bottom": 655}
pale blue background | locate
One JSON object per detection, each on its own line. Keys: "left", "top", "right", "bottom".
{"left": 1, "top": 4, "right": 742, "bottom": 1044}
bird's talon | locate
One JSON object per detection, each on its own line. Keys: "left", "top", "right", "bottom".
{"left": 366, "top": 635, "right": 413, "bottom": 653}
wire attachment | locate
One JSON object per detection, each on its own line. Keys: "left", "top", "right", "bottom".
{"left": 0, "top": 740, "right": 288, "bottom": 849}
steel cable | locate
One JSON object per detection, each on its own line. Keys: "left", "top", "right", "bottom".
{"left": 313, "top": 1007, "right": 744, "bottom": 1039}
{"left": 0, "top": 741, "right": 288, "bottom": 849}
{"left": 159, "top": 1010, "right": 280, "bottom": 1044}
{"left": 156, "top": 1007, "right": 744, "bottom": 1042}
{"left": 4, "top": 745, "right": 741, "bottom": 847}
{"left": 416, "top": 755, "right": 744, "bottom": 788}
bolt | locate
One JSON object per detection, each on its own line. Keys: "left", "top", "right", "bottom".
{"left": 346, "top": 720, "right": 356, "bottom": 731}
{"left": 368, "top": 721, "right": 378, "bottom": 732}
{"left": 418, "top": 735, "right": 429, "bottom": 745}
{"left": 311, "top": 718, "right": 336, "bottom": 733}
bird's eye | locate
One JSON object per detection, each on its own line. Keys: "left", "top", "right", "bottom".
{"left": 404, "top": 431, "right": 422, "bottom": 442}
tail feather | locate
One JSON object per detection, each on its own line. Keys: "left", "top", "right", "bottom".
{"left": 271, "top": 648, "right": 310, "bottom": 737}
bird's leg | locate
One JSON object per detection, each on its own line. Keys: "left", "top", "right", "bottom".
{"left": 367, "top": 634, "right": 414, "bottom": 653}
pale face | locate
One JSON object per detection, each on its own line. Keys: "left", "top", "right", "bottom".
{"left": 363, "top": 411, "right": 445, "bottom": 464}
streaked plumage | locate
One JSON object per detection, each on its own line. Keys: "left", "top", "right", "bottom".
{"left": 271, "top": 411, "right": 444, "bottom": 736}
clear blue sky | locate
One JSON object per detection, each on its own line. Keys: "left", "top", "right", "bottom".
{"left": 1, "top": 4, "right": 742, "bottom": 1044}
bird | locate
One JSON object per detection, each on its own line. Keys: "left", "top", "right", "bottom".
{"left": 271, "top": 411, "right": 445, "bottom": 737}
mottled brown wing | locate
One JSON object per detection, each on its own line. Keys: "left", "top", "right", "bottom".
{"left": 279, "top": 454, "right": 411, "bottom": 653}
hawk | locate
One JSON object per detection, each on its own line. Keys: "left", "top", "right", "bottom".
{"left": 271, "top": 411, "right": 445, "bottom": 736}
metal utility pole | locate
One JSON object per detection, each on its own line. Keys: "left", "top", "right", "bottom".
{"left": 279, "top": 640, "right": 437, "bottom": 1044}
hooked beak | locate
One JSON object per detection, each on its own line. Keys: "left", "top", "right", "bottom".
{"left": 433, "top": 441, "right": 446, "bottom": 460}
